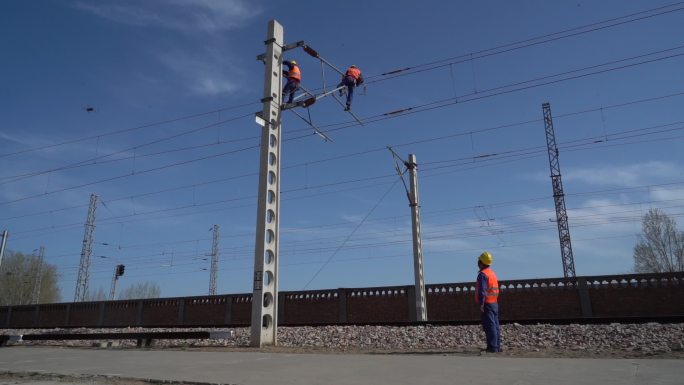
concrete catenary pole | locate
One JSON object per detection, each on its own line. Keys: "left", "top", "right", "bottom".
{"left": 31, "top": 245, "right": 45, "bottom": 304}
{"left": 251, "top": 19, "right": 283, "bottom": 347}
{"left": 209, "top": 224, "right": 220, "bottom": 295}
{"left": 74, "top": 194, "right": 98, "bottom": 302}
{"left": 407, "top": 154, "right": 428, "bottom": 321}
{"left": 0, "top": 230, "right": 8, "bottom": 269}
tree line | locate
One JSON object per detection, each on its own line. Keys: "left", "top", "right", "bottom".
{"left": 0, "top": 250, "right": 161, "bottom": 306}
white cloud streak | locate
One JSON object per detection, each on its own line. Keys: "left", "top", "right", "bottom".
{"left": 72, "top": 0, "right": 259, "bottom": 33}
{"left": 563, "top": 161, "right": 679, "bottom": 187}
{"left": 155, "top": 47, "right": 239, "bottom": 96}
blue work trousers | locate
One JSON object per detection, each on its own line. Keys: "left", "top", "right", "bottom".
{"left": 481, "top": 302, "right": 501, "bottom": 352}
{"left": 283, "top": 80, "right": 300, "bottom": 104}
{"left": 340, "top": 76, "right": 356, "bottom": 107}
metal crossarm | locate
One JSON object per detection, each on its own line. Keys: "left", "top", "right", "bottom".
{"left": 288, "top": 109, "right": 333, "bottom": 142}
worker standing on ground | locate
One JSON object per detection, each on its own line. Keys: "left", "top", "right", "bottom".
{"left": 338, "top": 65, "right": 363, "bottom": 111}
{"left": 476, "top": 251, "right": 502, "bottom": 353}
{"left": 282, "top": 60, "right": 301, "bottom": 105}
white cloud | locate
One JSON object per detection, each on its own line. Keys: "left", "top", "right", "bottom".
{"left": 155, "top": 47, "right": 239, "bottom": 96}
{"left": 73, "top": 0, "right": 260, "bottom": 33}
{"left": 563, "top": 161, "right": 679, "bottom": 187}
{"left": 0, "top": 130, "right": 61, "bottom": 151}
{"left": 651, "top": 186, "right": 684, "bottom": 202}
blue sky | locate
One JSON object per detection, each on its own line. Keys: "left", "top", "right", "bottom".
{"left": 1, "top": 0, "right": 683, "bottom": 301}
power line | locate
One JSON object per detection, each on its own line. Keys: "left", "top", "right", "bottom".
{"left": 4, "top": 46, "right": 684, "bottom": 208}
{"left": 364, "top": 2, "right": 684, "bottom": 83}
{"left": 8, "top": 122, "right": 684, "bottom": 240}
{"left": 284, "top": 46, "right": 684, "bottom": 140}
{"left": 44, "top": 197, "right": 684, "bottom": 274}
{"left": 3, "top": 1, "right": 682, "bottom": 172}
{"left": 0, "top": 101, "right": 259, "bottom": 160}
{"left": 0, "top": 113, "right": 255, "bottom": 185}
{"left": 301, "top": 178, "right": 395, "bottom": 289}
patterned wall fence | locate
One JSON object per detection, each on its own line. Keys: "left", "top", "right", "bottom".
{"left": 1, "top": 272, "right": 681, "bottom": 328}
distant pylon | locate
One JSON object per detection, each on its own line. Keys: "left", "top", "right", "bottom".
{"left": 542, "top": 103, "right": 577, "bottom": 278}
{"left": 209, "top": 224, "right": 220, "bottom": 295}
{"left": 31, "top": 245, "right": 45, "bottom": 304}
{"left": 74, "top": 194, "right": 98, "bottom": 301}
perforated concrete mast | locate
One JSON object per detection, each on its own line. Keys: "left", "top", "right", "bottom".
{"left": 251, "top": 20, "right": 284, "bottom": 347}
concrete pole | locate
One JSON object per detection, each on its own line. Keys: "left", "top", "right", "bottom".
{"left": 0, "top": 230, "right": 7, "bottom": 269}
{"left": 407, "top": 154, "right": 428, "bottom": 321}
{"left": 251, "top": 19, "right": 283, "bottom": 347}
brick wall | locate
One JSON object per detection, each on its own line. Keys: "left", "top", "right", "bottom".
{"left": 68, "top": 302, "right": 100, "bottom": 326}
{"left": 0, "top": 272, "right": 681, "bottom": 329}
{"left": 281, "top": 290, "right": 339, "bottom": 324}
{"left": 347, "top": 287, "right": 410, "bottom": 323}
{"left": 183, "top": 296, "right": 231, "bottom": 326}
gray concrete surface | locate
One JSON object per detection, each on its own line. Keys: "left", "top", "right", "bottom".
{"left": 0, "top": 347, "right": 683, "bottom": 385}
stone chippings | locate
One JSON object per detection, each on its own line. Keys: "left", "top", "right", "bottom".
{"left": 2, "top": 323, "right": 683, "bottom": 355}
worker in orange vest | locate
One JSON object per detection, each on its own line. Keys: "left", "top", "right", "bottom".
{"left": 337, "top": 65, "right": 364, "bottom": 111}
{"left": 282, "top": 60, "right": 301, "bottom": 105}
{"left": 476, "top": 251, "right": 501, "bottom": 352}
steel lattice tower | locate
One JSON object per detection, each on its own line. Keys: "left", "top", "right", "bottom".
{"left": 74, "top": 194, "right": 98, "bottom": 301}
{"left": 31, "top": 245, "right": 45, "bottom": 304}
{"left": 209, "top": 224, "right": 220, "bottom": 295}
{"left": 542, "top": 103, "right": 576, "bottom": 278}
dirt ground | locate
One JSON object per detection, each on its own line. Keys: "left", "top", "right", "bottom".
{"left": 0, "top": 371, "right": 187, "bottom": 385}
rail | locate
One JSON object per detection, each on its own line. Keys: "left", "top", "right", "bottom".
{"left": 0, "top": 330, "right": 234, "bottom": 348}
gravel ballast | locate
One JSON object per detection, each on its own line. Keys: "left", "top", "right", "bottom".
{"left": 2, "top": 323, "right": 683, "bottom": 358}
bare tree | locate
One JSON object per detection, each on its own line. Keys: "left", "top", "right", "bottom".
{"left": 84, "top": 287, "right": 108, "bottom": 301}
{"left": 118, "top": 282, "right": 161, "bottom": 300}
{"left": 0, "top": 250, "right": 61, "bottom": 305}
{"left": 633, "top": 208, "right": 684, "bottom": 273}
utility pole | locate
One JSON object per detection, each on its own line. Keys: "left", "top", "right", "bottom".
{"left": 110, "top": 264, "right": 124, "bottom": 300}
{"left": 388, "top": 149, "right": 428, "bottom": 321}
{"left": 75, "top": 194, "right": 98, "bottom": 302}
{"left": 251, "top": 19, "right": 284, "bottom": 347}
{"left": 542, "top": 103, "right": 577, "bottom": 278}
{"left": 0, "top": 230, "right": 8, "bottom": 269}
{"left": 209, "top": 224, "right": 220, "bottom": 295}
{"left": 31, "top": 246, "right": 45, "bottom": 304}
{"left": 407, "top": 154, "right": 428, "bottom": 321}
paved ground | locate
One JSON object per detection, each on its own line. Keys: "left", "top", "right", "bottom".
{"left": 0, "top": 347, "right": 683, "bottom": 385}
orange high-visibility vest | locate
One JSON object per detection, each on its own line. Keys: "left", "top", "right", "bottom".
{"left": 345, "top": 67, "right": 361, "bottom": 80}
{"left": 475, "top": 267, "right": 499, "bottom": 304}
{"left": 288, "top": 65, "right": 301, "bottom": 81}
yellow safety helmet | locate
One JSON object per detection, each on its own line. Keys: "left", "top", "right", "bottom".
{"left": 478, "top": 251, "right": 493, "bottom": 265}
{"left": 290, "top": 60, "right": 297, "bottom": 65}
